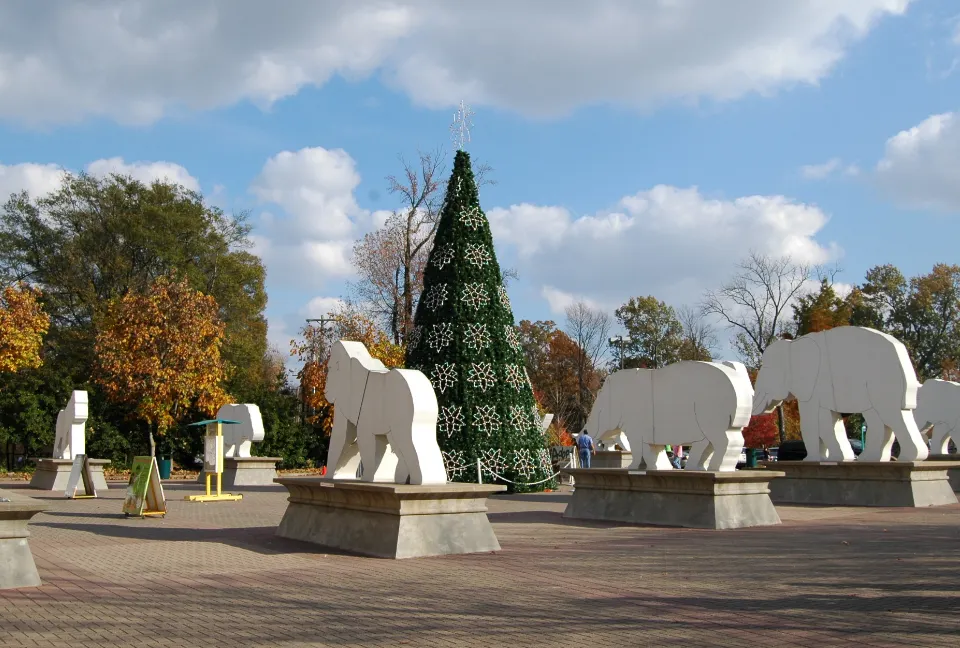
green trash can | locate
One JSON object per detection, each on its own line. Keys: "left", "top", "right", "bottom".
{"left": 745, "top": 448, "right": 758, "bottom": 469}
{"left": 157, "top": 457, "right": 173, "bottom": 479}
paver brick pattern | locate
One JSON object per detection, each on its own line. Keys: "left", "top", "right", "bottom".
{"left": 0, "top": 480, "right": 958, "bottom": 647}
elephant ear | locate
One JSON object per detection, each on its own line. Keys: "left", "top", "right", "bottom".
{"left": 789, "top": 336, "right": 821, "bottom": 403}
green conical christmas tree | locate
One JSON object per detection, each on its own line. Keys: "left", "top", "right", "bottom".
{"left": 406, "top": 150, "right": 553, "bottom": 492}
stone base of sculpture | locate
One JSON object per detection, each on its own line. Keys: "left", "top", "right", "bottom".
{"left": 762, "top": 461, "right": 959, "bottom": 507}
{"left": 0, "top": 489, "right": 49, "bottom": 589}
{"left": 562, "top": 468, "right": 784, "bottom": 530}
{"left": 591, "top": 451, "right": 633, "bottom": 469}
{"left": 274, "top": 478, "right": 506, "bottom": 558}
{"left": 28, "top": 458, "right": 110, "bottom": 491}
{"left": 198, "top": 457, "right": 281, "bottom": 487}
{"left": 925, "top": 455, "right": 960, "bottom": 493}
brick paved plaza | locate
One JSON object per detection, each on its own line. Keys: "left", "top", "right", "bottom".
{"left": 1, "top": 479, "right": 958, "bottom": 647}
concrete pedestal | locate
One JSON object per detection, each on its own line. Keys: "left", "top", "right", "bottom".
{"left": 274, "top": 478, "right": 506, "bottom": 559}
{"left": 761, "top": 461, "right": 959, "bottom": 507}
{"left": 0, "top": 489, "right": 49, "bottom": 589}
{"left": 198, "top": 457, "right": 281, "bottom": 487}
{"left": 562, "top": 468, "right": 784, "bottom": 530}
{"left": 28, "top": 458, "right": 110, "bottom": 491}
{"left": 591, "top": 451, "right": 633, "bottom": 469}
{"left": 927, "top": 455, "right": 960, "bottom": 492}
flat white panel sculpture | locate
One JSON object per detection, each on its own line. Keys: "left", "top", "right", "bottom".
{"left": 325, "top": 340, "right": 447, "bottom": 485}
{"left": 53, "top": 391, "right": 88, "bottom": 460}
{"left": 753, "top": 326, "right": 928, "bottom": 462}
{"left": 914, "top": 379, "right": 960, "bottom": 455}
{"left": 583, "top": 360, "right": 753, "bottom": 472}
{"left": 215, "top": 404, "right": 265, "bottom": 458}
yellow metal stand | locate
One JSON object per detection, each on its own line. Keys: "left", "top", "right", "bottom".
{"left": 185, "top": 420, "right": 243, "bottom": 503}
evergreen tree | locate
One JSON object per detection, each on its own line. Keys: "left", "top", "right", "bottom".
{"left": 406, "top": 150, "right": 553, "bottom": 492}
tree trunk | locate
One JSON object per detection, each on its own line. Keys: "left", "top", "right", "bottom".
{"left": 776, "top": 404, "right": 786, "bottom": 445}
{"left": 402, "top": 215, "right": 414, "bottom": 343}
{"left": 148, "top": 428, "right": 156, "bottom": 458}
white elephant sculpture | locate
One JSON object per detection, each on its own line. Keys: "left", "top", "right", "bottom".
{"left": 325, "top": 340, "right": 447, "bottom": 485}
{"left": 53, "top": 390, "right": 88, "bottom": 460}
{"left": 753, "top": 326, "right": 928, "bottom": 462}
{"left": 216, "top": 404, "right": 265, "bottom": 458}
{"left": 583, "top": 360, "right": 753, "bottom": 472}
{"left": 914, "top": 379, "right": 960, "bottom": 455}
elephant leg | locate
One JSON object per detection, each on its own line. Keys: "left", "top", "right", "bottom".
{"left": 642, "top": 443, "right": 672, "bottom": 470}
{"left": 930, "top": 426, "right": 951, "bottom": 455}
{"left": 362, "top": 434, "right": 400, "bottom": 482}
{"left": 329, "top": 416, "right": 361, "bottom": 479}
{"left": 686, "top": 439, "right": 712, "bottom": 471}
{"left": 797, "top": 401, "right": 822, "bottom": 462}
{"left": 860, "top": 408, "right": 895, "bottom": 462}
{"left": 885, "top": 408, "right": 928, "bottom": 462}
{"left": 390, "top": 425, "right": 446, "bottom": 485}
{"left": 707, "top": 429, "right": 745, "bottom": 472}
{"left": 819, "top": 409, "right": 853, "bottom": 462}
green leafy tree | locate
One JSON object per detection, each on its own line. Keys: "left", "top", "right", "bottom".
{"left": 615, "top": 296, "right": 684, "bottom": 369}
{"left": 406, "top": 151, "right": 552, "bottom": 492}
{"left": 792, "top": 279, "right": 852, "bottom": 336}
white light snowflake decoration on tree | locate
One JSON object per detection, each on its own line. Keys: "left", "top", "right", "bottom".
{"left": 428, "top": 323, "right": 454, "bottom": 350}
{"left": 467, "top": 363, "right": 497, "bottom": 392}
{"left": 474, "top": 405, "right": 501, "bottom": 437}
{"left": 460, "top": 205, "right": 484, "bottom": 229}
{"left": 431, "top": 243, "right": 455, "bottom": 270}
{"left": 537, "top": 449, "right": 553, "bottom": 475}
{"left": 509, "top": 405, "right": 529, "bottom": 432}
{"left": 461, "top": 283, "right": 489, "bottom": 310}
{"left": 431, "top": 362, "right": 458, "bottom": 394}
{"left": 464, "top": 243, "right": 491, "bottom": 268}
{"left": 423, "top": 284, "right": 449, "bottom": 311}
{"left": 504, "top": 325, "right": 521, "bottom": 351}
{"left": 407, "top": 325, "right": 422, "bottom": 350}
{"left": 504, "top": 365, "right": 526, "bottom": 392}
{"left": 439, "top": 406, "right": 465, "bottom": 439}
{"left": 512, "top": 449, "right": 536, "bottom": 478}
{"left": 497, "top": 285, "right": 511, "bottom": 309}
{"left": 443, "top": 449, "right": 467, "bottom": 480}
{"left": 530, "top": 406, "right": 544, "bottom": 433}
{"left": 464, "top": 323, "right": 491, "bottom": 351}
{"left": 479, "top": 447, "right": 506, "bottom": 474}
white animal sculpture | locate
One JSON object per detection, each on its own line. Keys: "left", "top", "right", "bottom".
{"left": 913, "top": 379, "right": 960, "bottom": 455}
{"left": 597, "top": 429, "right": 631, "bottom": 452}
{"left": 324, "top": 340, "right": 447, "bottom": 485}
{"left": 583, "top": 360, "right": 753, "bottom": 472}
{"left": 53, "top": 390, "right": 88, "bottom": 460}
{"left": 753, "top": 326, "right": 928, "bottom": 462}
{"left": 216, "top": 404, "right": 265, "bottom": 458}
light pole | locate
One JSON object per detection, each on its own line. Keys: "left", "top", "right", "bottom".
{"left": 609, "top": 335, "right": 628, "bottom": 370}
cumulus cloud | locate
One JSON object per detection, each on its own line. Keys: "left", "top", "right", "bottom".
{"left": 875, "top": 111, "right": 960, "bottom": 212}
{"left": 86, "top": 157, "right": 200, "bottom": 192}
{"left": 0, "top": 157, "right": 201, "bottom": 203}
{"left": 489, "top": 185, "right": 840, "bottom": 314}
{"left": 540, "top": 286, "right": 605, "bottom": 316}
{"left": 0, "top": 0, "right": 912, "bottom": 125}
{"left": 302, "top": 296, "right": 347, "bottom": 319}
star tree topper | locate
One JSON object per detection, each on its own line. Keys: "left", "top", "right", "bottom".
{"left": 450, "top": 100, "right": 474, "bottom": 151}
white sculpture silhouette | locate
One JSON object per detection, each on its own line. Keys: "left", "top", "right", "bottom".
{"left": 584, "top": 360, "right": 753, "bottom": 472}
{"left": 215, "top": 404, "right": 265, "bottom": 458}
{"left": 913, "top": 379, "right": 960, "bottom": 455}
{"left": 325, "top": 340, "right": 447, "bottom": 485}
{"left": 753, "top": 326, "right": 928, "bottom": 462}
{"left": 53, "top": 391, "right": 88, "bottom": 460}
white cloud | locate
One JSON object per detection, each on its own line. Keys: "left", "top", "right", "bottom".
{"left": 801, "top": 158, "right": 860, "bottom": 179}
{"left": 302, "top": 296, "right": 346, "bottom": 319}
{"left": 0, "top": 1, "right": 912, "bottom": 125}
{"left": 0, "top": 163, "right": 67, "bottom": 202}
{"left": 85, "top": 157, "right": 200, "bottom": 192}
{"left": 875, "top": 111, "right": 960, "bottom": 212}
{"left": 541, "top": 286, "right": 604, "bottom": 315}
{"left": 490, "top": 185, "right": 840, "bottom": 314}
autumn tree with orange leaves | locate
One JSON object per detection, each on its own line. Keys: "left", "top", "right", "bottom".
{"left": 0, "top": 283, "right": 49, "bottom": 375}
{"left": 95, "top": 276, "right": 231, "bottom": 457}
{"left": 291, "top": 304, "right": 404, "bottom": 438}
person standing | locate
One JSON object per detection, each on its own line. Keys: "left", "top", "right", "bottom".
{"left": 577, "top": 430, "right": 596, "bottom": 469}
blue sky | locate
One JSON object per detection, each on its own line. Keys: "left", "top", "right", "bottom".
{"left": 0, "top": 0, "right": 958, "bottom": 359}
